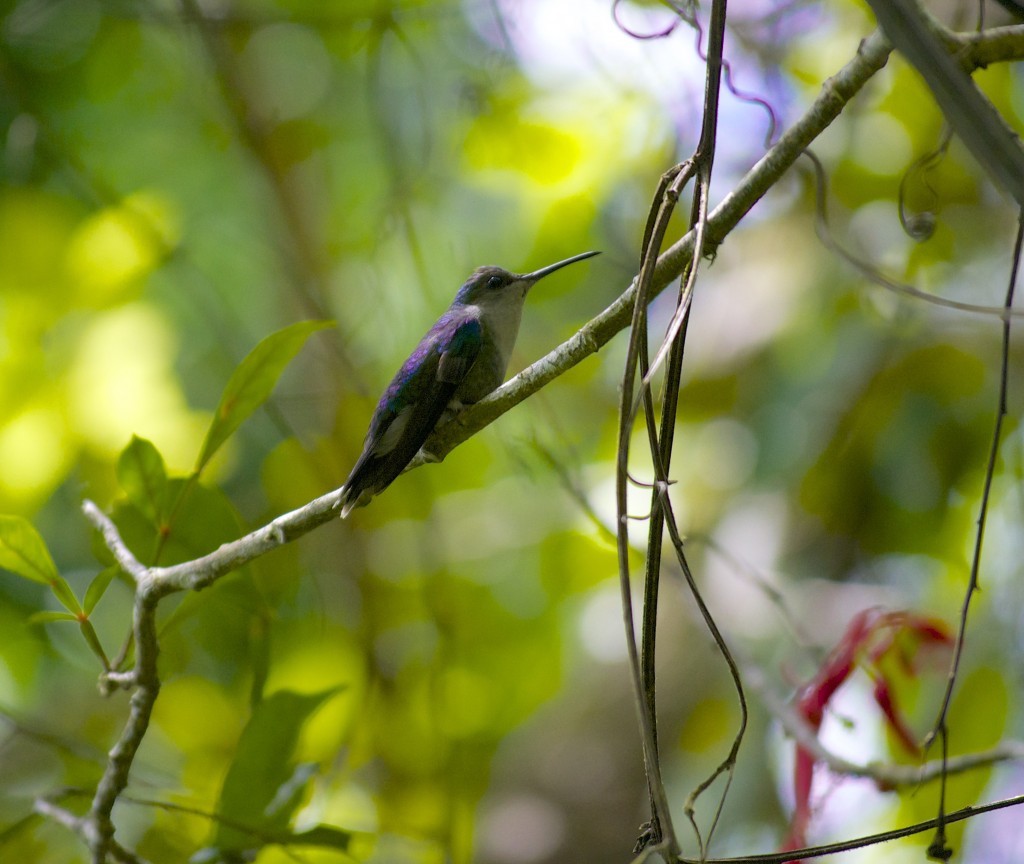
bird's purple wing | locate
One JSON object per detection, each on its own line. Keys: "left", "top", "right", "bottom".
{"left": 340, "top": 314, "right": 482, "bottom": 513}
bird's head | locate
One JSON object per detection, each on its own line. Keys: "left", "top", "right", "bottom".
{"left": 452, "top": 250, "right": 600, "bottom": 310}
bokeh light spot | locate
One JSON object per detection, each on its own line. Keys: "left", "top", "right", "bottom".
{"left": 0, "top": 405, "right": 69, "bottom": 502}
{"left": 465, "top": 115, "right": 581, "bottom": 185}
{"left": 480, "top": 794, "right": 566, "bottom": 864}
{"left": 240, "top": 23, "right": 332, "bottom": 123}
{"left": 65, "top": 303, "right": 208, "bottom": 467}
{"left": 66, "top": 191, "right": 178, "bottom": 304}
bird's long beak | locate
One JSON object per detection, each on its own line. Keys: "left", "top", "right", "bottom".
{"left": 520, "top": 250, "right": 600, "bottom": 283}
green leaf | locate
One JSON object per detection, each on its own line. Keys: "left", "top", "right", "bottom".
{"left": 286, "top": 824, "right": 354, "bottom": 850}
{"left": 84, "top": 566, "right": 119, "bottom": 615}
{"left": 191, "top": 822, "right": 354, "bottom": 864}
{"left": 116, "top": 435, "right": 169, "bottom": 524}
{"left": 213, "top": 688, "right": 341, "bottom": 855}
{"left": 79, "top": 619, "right": 110, "bottom": 669}
{"left": 0, "top": 516, "right": 81, "bottom": 614}
{"left": 0, "top": 515, "right": 59, "bottom": 585}
{"left": 195, "top": 320, "right": 333, "bottom": 472}
{"left": 48, "top": 577, "right": 83, "bottom": 615}
{"left": 28, "top": 610, "right": 78, "bottom": 624}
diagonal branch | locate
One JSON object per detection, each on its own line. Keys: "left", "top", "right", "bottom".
{"left": 422, "top": 23, "right": 1024, "bottom": 467}
{"left": 673, "top": 793, "right": 1024, "bottom": 864}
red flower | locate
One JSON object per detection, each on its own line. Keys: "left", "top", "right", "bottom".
{"left": 781, "top": 609, "right": 953, "bottom": 860}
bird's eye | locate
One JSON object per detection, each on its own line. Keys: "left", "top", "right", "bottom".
{"left": 487, "top": 275, "right": 502, "bottom": 289}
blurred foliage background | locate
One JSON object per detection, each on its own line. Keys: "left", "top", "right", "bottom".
{"left": 1, "top": 0, "right": 1023, "bottom": 862}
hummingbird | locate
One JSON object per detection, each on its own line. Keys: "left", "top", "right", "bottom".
{"left": 338, "top": 250, "right": 600, "bottom": 517}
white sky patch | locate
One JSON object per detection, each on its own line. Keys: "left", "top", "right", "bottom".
{"left": 472, "top": 0, "right": 706, "bottom": 93}
{"left": 468, "top": 0, "right": 788, "bottom": 177}
{"left": 704, "top": 493, "right": 787, "bottom": 639}
{"left": 578, "top": 582, "right": 630, "bottom": 663}
{"left": 682, "top": 223, "right": 815, "bottom": 368}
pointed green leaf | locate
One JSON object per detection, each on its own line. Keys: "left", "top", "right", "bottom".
{"left": 287, "top": 824, "right": 354, "bottom": 850}
{"left": 49, "top": 577, "right": 83, "bottom": 615}
{"left": 196, "top": 320, "right": 333, "bottom": 472}
{"left": 84, "top": 566, "right": 119, "bottom": 615}
{"left": 0, "top": 515, "right": 59, "bottom": 585}
{"left": 191, "top": 823, "right": 355, "bottom": 864}
{"left": 0, "top": 516, "right": 80, "bottom": 613}
{"left": 117, "top": 435, "right": 169, "bottom": 524}
{"left": 79, "top": 619, "right": 110, "bottom": 669}
{"left": 28, "top": 610, "right": 78, "bottom": 624}
{"left": 213, "top": 688, "right": 341, "bottom": 854}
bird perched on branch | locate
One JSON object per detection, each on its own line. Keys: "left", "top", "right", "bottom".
{"left": 339, "top": 250, "right": 600, "bottom": 517}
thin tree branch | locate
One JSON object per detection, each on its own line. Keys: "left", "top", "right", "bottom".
{"left": 660, "top": 489, "right": 748, "bottom": 853}
{"left": 78, "top": 487, "right": 349, "bottom": 860}
{"left": 82, "top": 488, "right": 344, "bottom": 599}
{"left": 630, "top": 2, "right": 750, "bottom": 857}
{"left": 673, "top": 791, "right": 1024, "bottom": 864}
{"left": 34, "top": 798, "right": 150, "bottom": 864}
{"left": 33, "top": 798, "right": 82, "bottom": 836}
{"left": 85, "top": 588, "right": 161, "bottom": 864}
{"left": 957, "top": 23, "right": 1024, "bottom": 66}
{"left": 804, "top": 148, "right": 1024, "bottom": 318}
{"left": 924, "top": 209, "right": 1024, "bottom": 859}
{"left": 82, "top": 502, "right": 146, "bottom": 583}
{"left": 635, "top": 165, "right": 692, "bottom": 851}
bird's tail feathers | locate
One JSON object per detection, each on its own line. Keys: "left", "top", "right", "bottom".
{"left": 339, "top": 486, "right": 356, "bottom": 519}
{"left": 338, "top": 484, "right": 368, "bottom": 518}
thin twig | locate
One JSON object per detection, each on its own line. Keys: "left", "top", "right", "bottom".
{"left": 803, "top": 149, "right": 1024, "bottom": 319}
{"left": 34, "top": 798, "right": 149, "bottom": 864}
{"left": 81, "top": 502, "right": 147, "bottom": 583}
{"left": 86, "top": 588, "right": 161, "bottom": 864}
{"left": 78, "top": 487, "right": 345, "bottom": 860}
{"left": 924, "top": 209, "right": 1024, "bottom": 858}
{"left": 635, "top": 2, "right": 748, "bottom": 856}
{"left": 662, "top": 491, "right": 748, "bottom": 854}
{"left": 82, "top": 487, "right": 345, "bottom": 598}
{"left": 33, "top": 798, "right": 82, "bottom": 834}
{"left": 674, "top": 791, "right": 1024, "bottom": 863}
{"left": 632, "top": 160, "right": 696, "bottom": 852}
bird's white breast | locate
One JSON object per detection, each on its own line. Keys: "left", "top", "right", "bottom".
{"left": 457, "top": 296, "right": 526, "bottom": 402}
